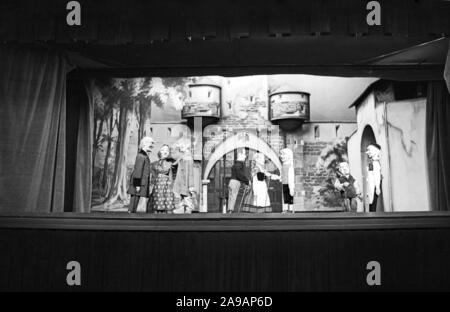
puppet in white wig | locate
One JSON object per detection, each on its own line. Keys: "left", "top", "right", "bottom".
{"left": 366, "top": 143, "right": 382, "bottom": 212}
{"left": 127, "top": 136, "right": 155, "bottom": 213}
{"left": 280, "top": 148, "right": 295, "bottom": 213}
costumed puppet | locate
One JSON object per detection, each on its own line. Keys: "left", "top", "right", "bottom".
{"left": 227, "top": 149, "right": 250, "bottom": 213}
{"left": 148, "top": 144, "right": 175, "bottom": 213}
{"left": 280, "top": 148, "right": 295, "bottom": 213}
{"left": 171, "top": 139, "right": 196, "bottom": 214}
{"left": 243, "top": 152, "right": 279, "bottom": 213}
{"left": 127, "top": 136, "right": 155, "bottom": 213}
{"left": 334, "top": 161, "right": 360, "bottom": 212}
{"left": 366, "top": 143, "right": 382, "bottom": 212}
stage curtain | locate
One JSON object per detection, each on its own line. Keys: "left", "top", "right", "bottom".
{"left": 72, "top": 80, "right": 93, "bottom": 213}
{"left": 0, "top": 45, "right": 68, "bottom": 213}
{"left": 426, "top": 81, "right": 450, "bottom": 211}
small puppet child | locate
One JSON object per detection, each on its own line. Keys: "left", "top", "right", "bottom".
{"left": 334, "top": 161, "right": 360, "bottom": 212}
{"left": 280, "top": 148, "right": 295, "bottom": 213}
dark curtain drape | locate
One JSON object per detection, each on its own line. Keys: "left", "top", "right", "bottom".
{"left": 72, "top": 78, "right": 93, "bottom": 213}
{"left": 0, "top": 45, "right": 92, "bottom": 213}
{"left": 0, "top": 45, "right": 68, "bottom": 213}
{"left": 426, "top": 81, "right": 450, "bottom": 211}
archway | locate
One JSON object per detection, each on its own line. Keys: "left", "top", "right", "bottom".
{"left": 360, "top": 125, "right": 383, "bottom": 212}
{"left": 203, "top": 132, "right": 282, "bottom": 180}
{"left": 202, "top": 132, "right": 282, "bottom": 212}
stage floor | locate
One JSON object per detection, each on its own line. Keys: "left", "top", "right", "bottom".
{"left": 0, "top": 211, "right": 449, "bottom": 231}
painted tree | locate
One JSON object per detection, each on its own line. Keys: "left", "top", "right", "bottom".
{"left": 102, "top": 78, "right": 138, "bottom": 207}
{"left": 318, "top": 138, "right": 348, "bottom": 173}
{"left": 100, "top": 109, "right": 118, "bottom": 197}
{"left": 135, "top": 77, "right": 192, "bottom": 143}
{"left": 135, "top": 78, "right": 153, "bottom": 144}
{"left": 91, "top": 78, "right": 122, "bottom": 198}
{"left": 314, "top": 138, "right": 349, "bottom": 208}
{"left": 95, "top": 77, "right": 192, "bottom": 210}
{"left": 92, "top": 82, "right": 105, "bottom": 165}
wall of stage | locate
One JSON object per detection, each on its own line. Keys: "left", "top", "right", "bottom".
{"left": 1, "top": 213, "right": 449, "bottom": 291}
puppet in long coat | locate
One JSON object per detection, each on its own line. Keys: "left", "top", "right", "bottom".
{"left": 127, "top": 136, "right": 155, "bottom": 213}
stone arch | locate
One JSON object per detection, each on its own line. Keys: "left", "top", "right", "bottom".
{"left": 203, "top": 132, "right": 282, "bottom": 180}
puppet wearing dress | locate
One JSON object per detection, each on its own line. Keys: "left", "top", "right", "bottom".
{"left": 148, "top": 144, "right": 175, "bottom": 213}
{"left": 243, "top": 153, "right": 279, "bottom": 213}
{"left": 280, "top": 148, "right": 295, "bottom": 213}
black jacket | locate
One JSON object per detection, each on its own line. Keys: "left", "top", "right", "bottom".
{"left": 127, "top": 149, "right": 151, "bottom": 197}
{"left": 230, "top": 161, "right": 250, "bottom": 185}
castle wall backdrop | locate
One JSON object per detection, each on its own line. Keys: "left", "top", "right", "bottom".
{"left": 90, "top": 75, "right": 375, "bottom": 212}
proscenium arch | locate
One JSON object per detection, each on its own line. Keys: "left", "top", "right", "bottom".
{"left": 203, "top": 132, "right": 282, "bottom": 180}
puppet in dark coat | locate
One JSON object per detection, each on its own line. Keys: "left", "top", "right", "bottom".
{"left": 127, "top": 136, "right": 155, "bottom": 213}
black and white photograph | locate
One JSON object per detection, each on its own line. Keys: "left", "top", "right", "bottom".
{"left": 0, "top": 0, "right": 450, "bottom": 297}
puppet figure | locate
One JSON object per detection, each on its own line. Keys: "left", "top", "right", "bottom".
{"left": 227, "top": 149, "right": 250, "bottom": 213}
{"left": 243, "top": 152, "right": 279, "bottom": 213}
{"left": 148, "top": 144, "right": 175, "bottom": 213}
{"left": 280, "top": 148, "right": 295, "bottom": 213}
{"left": 127, "top": 136, "right": 155, "bottom": 213}
{"left": 171, "top": 139, "right": 196, "bottom": 214}
{"left": 366, "top": 143, "right": 382, "bottom": 212}
{"left": 334, "top": 161, "right": 360, "bottom": 212}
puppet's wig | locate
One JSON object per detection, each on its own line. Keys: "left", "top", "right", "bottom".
{"left": 139, "top": 136, "right": 155, "bottom": 151}
{"left": 280, "top": 148, "right": 294, "bottom": 165}
{"left": 172, "top": 138, "right": 191, "bottom": 153}
{"left": 252, "top": 152, "right": 265, "bottom": 166}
